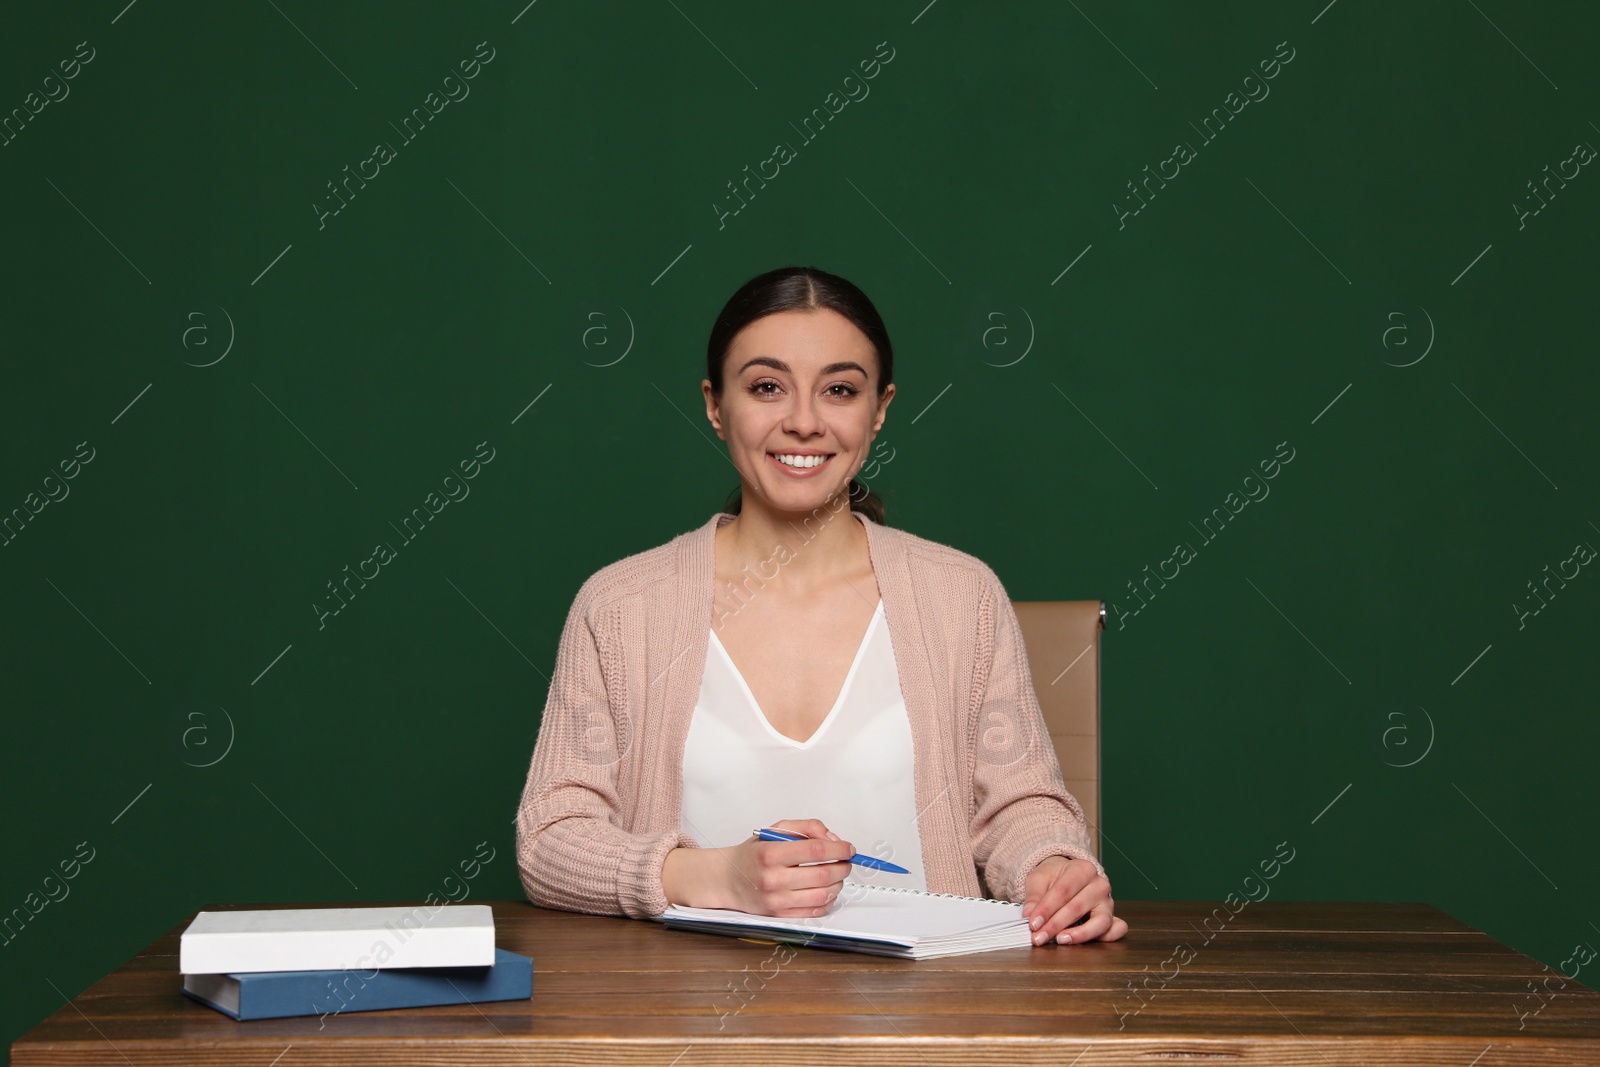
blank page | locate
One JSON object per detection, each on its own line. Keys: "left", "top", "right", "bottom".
{"left": 661, "top": 883, "right": 1030, "bottom": 950}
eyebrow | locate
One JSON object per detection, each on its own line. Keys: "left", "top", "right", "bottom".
{"left": 736, "top": 356, "right": 870, "bottom": 378}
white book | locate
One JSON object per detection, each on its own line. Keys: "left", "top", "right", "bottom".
{"left": 655, "top": 883, "right": 1034, "bottom": 959}
{"left": 179, "top": 905, "right": 495, "bottom": 974}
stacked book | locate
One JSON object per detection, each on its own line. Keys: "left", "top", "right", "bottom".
{"left": 178, "top": 904, "right": 532, "bottom": 1021}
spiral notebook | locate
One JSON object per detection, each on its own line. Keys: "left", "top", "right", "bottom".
{"left": 654, "top": 882, "right": 1033, "bottom": 959}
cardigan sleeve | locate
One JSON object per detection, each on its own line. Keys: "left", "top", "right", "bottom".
{"left": 967, "top": 572, "right": 1108, "bottom": 903}
{"left": 513, "top": 580, "right": 698, "bottom": 919}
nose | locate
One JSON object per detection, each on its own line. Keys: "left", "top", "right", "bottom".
{"left": 781, "top": 388, "right": 824, "bottom": 437}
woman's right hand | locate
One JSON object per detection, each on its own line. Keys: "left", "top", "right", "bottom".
{"left": 663, "top": 819, "right": 855, "bottom": 917}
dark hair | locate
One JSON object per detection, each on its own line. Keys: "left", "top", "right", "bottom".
{"left": 706, "top": 266, "right": 892, "bottom": 525}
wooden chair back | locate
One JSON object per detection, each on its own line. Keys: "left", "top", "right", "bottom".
{"left": 1012, "top": 600, "right": 1104, "bottom": 860}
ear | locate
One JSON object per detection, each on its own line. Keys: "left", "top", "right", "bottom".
{"left": 702, "top": 380, "right": 726, "bottom": 438}
{"left": 872, "top": 382, "right": 895, "bottom": 431}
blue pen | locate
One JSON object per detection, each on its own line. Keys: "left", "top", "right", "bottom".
{"left": 752, "top": 827, "right": 909, "bottom": 874}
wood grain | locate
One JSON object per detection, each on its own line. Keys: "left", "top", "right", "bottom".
{"left": 11, "top": 900, "right": 1599, "bottom": 1066}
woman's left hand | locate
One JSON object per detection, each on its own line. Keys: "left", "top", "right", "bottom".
{"left": 1021, "top": 856, "right": 1129, "bottom": 946}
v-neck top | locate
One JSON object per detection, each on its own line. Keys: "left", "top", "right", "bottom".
{"left": 679, "top": 596, "right": 929, "bottom": 893}
{"left": 513, "top": 508, "right": 1106, "bottom": 920}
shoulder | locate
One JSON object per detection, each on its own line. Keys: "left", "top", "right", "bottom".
{"left": 870, "top": 519, "right": 1009, "bottom": 607}
{"left": 565, "top": 518, "right": 707, "bottom": 623}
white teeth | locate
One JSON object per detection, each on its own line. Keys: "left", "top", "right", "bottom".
{"left": 775, "top": 453, "right": 829, "bottom": 468}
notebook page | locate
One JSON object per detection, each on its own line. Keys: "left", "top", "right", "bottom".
{"left": 662, "top": 882, "right": 1027, "bottom": 947}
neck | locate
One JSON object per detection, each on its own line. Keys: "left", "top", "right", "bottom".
{"left": 718, "top": 492, "right": 863, "bottom": 594}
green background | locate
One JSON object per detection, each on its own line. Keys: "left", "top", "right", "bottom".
{"left": 2, "top": 0, "right": 1596, "bottom": 1048}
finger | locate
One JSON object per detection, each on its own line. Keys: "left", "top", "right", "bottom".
{"left": 1035, "top": 880, "right": 1110, "bottom": 945}
{"left": 1053, "top": 901, "right": 1114, "bottom": 945}
{"left": 1104, "top": 916, "right": 1130, "bottom": 941}
{"left": 1021, "top": 860, "right": 1065, "bottom": 922}
{"left": 772, "top": 881, "right": 842, "bottom": 917}
{"left": 783, "top": 859, "right": 854, "bottom": 891}
{"left": 759, "top": 830, "right": 854, "bottom": 868}
{"left": 776, "top": 838, "right": 855, "bottom": 869}
{"left": 1025, "top": 871, "right": 1072, "bottom": 936}
{"left": 1028, "top": 868, "right": 1097, "bottom": 941}
{"left": 768, "top": 825, "right": 857, "bottom": 857}
{"left": 772, "top": 818, "right": 842, "bottom": 843}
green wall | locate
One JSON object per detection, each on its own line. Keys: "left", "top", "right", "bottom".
{"left": 3, "top": 0, "right": 1596, "bottom": 1047}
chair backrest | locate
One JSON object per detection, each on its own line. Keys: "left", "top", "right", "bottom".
{"left": 1011, "top": 600, "right": 1104, "bottom": 862}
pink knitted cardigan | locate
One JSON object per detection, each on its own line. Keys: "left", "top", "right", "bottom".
{"left": 514, "top": 508, "right": 1106, "bottom": 918}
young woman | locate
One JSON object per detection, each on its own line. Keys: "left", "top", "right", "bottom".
{"left": 514, "top": 266, "right": 1127, "bottom": 948}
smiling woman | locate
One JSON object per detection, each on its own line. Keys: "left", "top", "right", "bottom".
{"left": 700, "top": 269, "right": 893, "bottom": 527}
{"left": 514, "top": 266, "right": 1127, "bottom": 949}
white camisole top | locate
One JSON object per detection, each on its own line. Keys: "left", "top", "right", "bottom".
{"left": 680, "top": 597, "right": 929, "bottom": 893}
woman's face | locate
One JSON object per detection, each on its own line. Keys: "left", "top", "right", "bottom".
{"left": 703, "top": 307, "right": 894, "bottom": 517}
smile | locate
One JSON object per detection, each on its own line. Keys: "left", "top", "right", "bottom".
{"left": 768, "top": 452, "right": 835, "bottom": 476}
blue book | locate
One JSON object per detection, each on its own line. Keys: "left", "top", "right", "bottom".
{"left": 180, "top": 947, "right": 533, "bottom": 1021}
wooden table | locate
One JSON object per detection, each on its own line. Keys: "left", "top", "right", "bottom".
{"left": 12, "top": 900, "right": 1600, "bottom": 1065}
